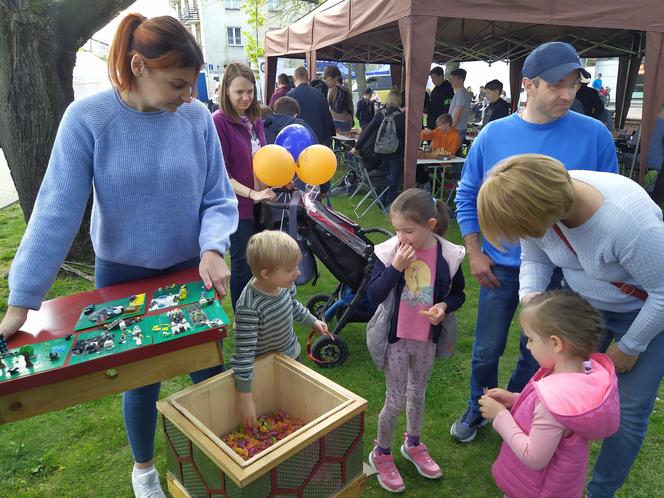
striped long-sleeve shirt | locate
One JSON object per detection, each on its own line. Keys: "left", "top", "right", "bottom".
{"left": 231, "top": 280, "right": 317, "bottom": 392}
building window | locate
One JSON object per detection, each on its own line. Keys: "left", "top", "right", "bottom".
{"left": 268, "top": 0, "right": 281, "bottom": 11}
{"left": 227, "top": 27, "right": 242, "bottom": 46}
{"left": 225, "top": 0, "right": 241, "bottom": 9}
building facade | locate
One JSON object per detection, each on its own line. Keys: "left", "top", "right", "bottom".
{"left": 169, "top": 0, "right": 303, "bottom": 101}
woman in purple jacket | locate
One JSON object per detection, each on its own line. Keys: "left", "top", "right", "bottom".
{"left": 213, "top": 63, "right": 276, "bottom": 309}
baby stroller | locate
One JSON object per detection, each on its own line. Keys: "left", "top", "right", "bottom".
{"left": 269, "top": 188, "right": 391, "bottom": 367}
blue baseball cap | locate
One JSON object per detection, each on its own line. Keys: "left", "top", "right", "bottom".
{"left": 522, "top": 42, "right": 591, "bottom": 83}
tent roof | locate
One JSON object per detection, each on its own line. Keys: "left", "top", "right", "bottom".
{"left": 266, "top": 0, "right": 661, "bottom": 63}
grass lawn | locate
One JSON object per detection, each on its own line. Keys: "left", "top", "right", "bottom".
{"left": 1, "top": 197, "right": 663, "bottom": 498}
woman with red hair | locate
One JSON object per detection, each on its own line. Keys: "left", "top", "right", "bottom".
{"left": 0, "top": 14, "right": 238, "bottom": 497}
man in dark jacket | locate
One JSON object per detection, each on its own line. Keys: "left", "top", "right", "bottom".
{"left": 356, "top": 87, "right": 376, "bottom": 129}
{"left": 575, "top": 81, "right": 605, "bottom": 120}
{"left": 482, "top": 79, "right": 510, "bottom": 127}
{"left": 427, "top": 66, "right": 454, "bottom": 129}
{"left": 263, "top": 96, "right": 318, "bottom": 144}
{"left": 287, "top": 66, "right": 336, "bottom": 147}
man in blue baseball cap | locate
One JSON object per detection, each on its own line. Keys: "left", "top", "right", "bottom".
{"left": 451, "top": 42, "right": 618, "bottom": 491}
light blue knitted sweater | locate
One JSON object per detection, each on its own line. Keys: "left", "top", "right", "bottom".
{"left": 520, "top": 170, "right": 664, "bottom": 355}
{"left": 9, "top": 89, "right": 238, "bottom": 310}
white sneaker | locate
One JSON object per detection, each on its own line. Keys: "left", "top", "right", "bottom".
{"left": 131, "top": 468, "right": 166, "bottom": 498}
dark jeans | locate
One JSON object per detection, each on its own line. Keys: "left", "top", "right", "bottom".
{"left": 94, "top": 256, "right": 225, "bottom": 463}
{"left": 229, "top": 218, "right": 256, "bottom": 311}
{"left": 381, "top": 156, "right": 403, "bottom": 207}
{"left": 466, "top": 265, "right": 563, "bottom": 413}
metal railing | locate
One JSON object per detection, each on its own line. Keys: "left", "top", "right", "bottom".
{"left": 181, "top": 7, "right": 200, "bottom": 23}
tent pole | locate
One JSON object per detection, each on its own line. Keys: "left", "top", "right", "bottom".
{"left": 399, "top": 15, "right": 438, "bottom": 189}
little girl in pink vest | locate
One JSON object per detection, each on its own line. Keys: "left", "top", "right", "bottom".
{"left": 479, "top": 290, "right": 620, "bottom": 498}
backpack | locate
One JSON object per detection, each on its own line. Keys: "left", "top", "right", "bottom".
{"left": 374, "top": 110, "right": 400, "bottom": 154}
{"left": 330, "top": 86, "right": 350, "bottom": 114}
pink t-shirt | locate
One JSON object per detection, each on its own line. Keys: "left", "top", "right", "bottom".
{"left": 396, "top": 245, "right": 437, "bottom": 341}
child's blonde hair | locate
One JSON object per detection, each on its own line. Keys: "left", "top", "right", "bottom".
{"left": 389, "top": 188, "right": 448, "bottom": 236}
{"left": 477, "top": 154, "right": 575, "bottom": 249}
{"left": 246, "top": 231, "right": 301, "bottom": 277}
{"left": 520, "top": 290, "right": 603, "bottom": 359}
{"left": 436, "top": 113, "right": 453, "bottom": 127}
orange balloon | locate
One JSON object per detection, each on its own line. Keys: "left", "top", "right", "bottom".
{"left": 296, "top": 145, "right": 337, "bottom": 185}
{"left": 253, "top": 144, "right": 296, "bottom": 187}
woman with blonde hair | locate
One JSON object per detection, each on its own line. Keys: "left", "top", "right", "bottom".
{"left": 354, "top": 89, "right": 405, "bottom": 207}
{"left": 477, "top": 153, "right": 664, "bottom": 497}
{"left": 213, "top": 62, "right": 277, "bottom": 310}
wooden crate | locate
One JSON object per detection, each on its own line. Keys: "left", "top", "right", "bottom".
{"left": 157, "top": 353, "right": 367, "bottom": 497}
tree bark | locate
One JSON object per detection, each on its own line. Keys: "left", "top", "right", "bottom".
{"left": 353, "top": 63, "right": 367, "bottom": 99}
{"left": 0, "top": 0, "right": 134, "bottom": 262}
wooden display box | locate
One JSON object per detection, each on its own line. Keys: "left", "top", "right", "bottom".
{"left": 157, "top": 353, "right": 367, "bottom": 497}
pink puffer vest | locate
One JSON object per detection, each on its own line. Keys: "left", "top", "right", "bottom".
{"left": 492, "top": 353, "right": 620, "bottom": 498}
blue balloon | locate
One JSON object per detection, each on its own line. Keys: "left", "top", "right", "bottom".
{"left": 275, "top": 124, "right": 316, "bottom": 162}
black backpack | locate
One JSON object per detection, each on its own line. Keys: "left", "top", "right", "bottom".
{"left": 330, "top": 86, "right": 350, "bottom": 114}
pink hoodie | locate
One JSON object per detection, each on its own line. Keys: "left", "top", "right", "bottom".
{"left": 492, "top": 353, "right": 620, "bottom": 498}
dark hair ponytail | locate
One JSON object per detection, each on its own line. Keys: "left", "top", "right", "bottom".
{"left": 433, "top": 198, "right": 448, "bottom": 236}
{"left": 390, "top": 188, "right": 448, "bottom": 236}
{"left": 108, "top": 14, "right": 203, "bottom": 92}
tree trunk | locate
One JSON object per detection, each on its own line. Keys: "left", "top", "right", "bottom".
{"left": 0, "top": 0, "right": 134, "bottom": 263}
{"left": 353, "top": 64, "right": 367, "bottom": 99}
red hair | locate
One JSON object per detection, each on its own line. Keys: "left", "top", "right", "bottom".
{"left": 108, "top": 13, "right": 203, "bottom": 92}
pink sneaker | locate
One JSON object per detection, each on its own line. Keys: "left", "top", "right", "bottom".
{"left": 368, "top": 446, "right": 405, "bottom": 493}
{"left": 400, "top": 438, "right": 442, "bottom": 479}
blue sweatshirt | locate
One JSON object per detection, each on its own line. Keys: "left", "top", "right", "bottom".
{"left": 647, "top": 118, "right": 664, "bottom": 171}
{"left": 455, "top": 111, "right": 618, "bottom": 268}
{"left": 9, "top": 89, "right": 238, "bottom": 310}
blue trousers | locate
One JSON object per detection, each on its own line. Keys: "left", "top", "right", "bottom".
{"left": 95, "top": 257, "right": 225, "bottom": 463}
{"left": 381, "top": 156, "right": 403, "bottom": 207}
{"left": 466, "top": 265, "right": 563, "bottom": 413}
{"left": 229, "top": 218, "right": 256, "bottom": 311}
{"left": 587, "top": 309, "right": 664, "bottom": 497}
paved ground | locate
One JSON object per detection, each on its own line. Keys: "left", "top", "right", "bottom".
{"left": 0, "top": 148, "right": 19, "bottom": 209}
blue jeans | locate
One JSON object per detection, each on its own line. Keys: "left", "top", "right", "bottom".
{"left": 466, "top": 265, "right": 563, "bottom": 413}
{"left": 334, "top": 120, "right": 351, "bottom": 131}
{"left": 229, "top": 218, "right": 256, "bottom": 311}
{"left": 587, "top": 309, "right": 664, "bottom": 497}
{"left": 95, "top": 257, "right": 225, "bottom": 463}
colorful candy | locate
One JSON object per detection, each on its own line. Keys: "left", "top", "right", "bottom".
{"left": 222, "top": 410, "right": 303, "bottom": 460}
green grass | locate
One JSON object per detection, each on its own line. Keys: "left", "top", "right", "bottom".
{"left": 1, "top": 198, "right": 663, "bottom": 497}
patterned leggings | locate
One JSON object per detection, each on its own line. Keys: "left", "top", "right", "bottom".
{"left": 377, "top": 339, "right": 436, "bottom": 448}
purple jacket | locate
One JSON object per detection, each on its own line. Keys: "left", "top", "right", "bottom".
{"left": 212, "top": 109, "right": 266, "bottom": 219}
{"left": 268, "top": 85, "right": 290, "bottom": 109}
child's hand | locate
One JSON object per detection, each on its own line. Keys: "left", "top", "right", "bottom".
{"left": 479, "top": 394, "right": 507, "bottom": 421}
{"left": 312, "top": 320, "right": 331, "bottom": 337}
{"left": 484, "top": 388, "right": 517, "bottom": 409}
{"left": 392, "top": 243, "right": 416, "bottom": 272}
{"left": 238, "top": 392, "right": 258, "bottom": 429}
{"left": 419, "top": 302, "right": 447, "bottom": 325}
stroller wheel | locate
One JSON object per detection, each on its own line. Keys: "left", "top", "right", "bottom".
{"left": 306, "top": 293, "right": 332, "bottom": 319}
{"left": 311, "top": 335, "right": 349, "bottom": 368}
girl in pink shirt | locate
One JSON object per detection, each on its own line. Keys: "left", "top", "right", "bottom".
{"left": 366, "top": 188, "right": 466, "bottom": 493}
{"left": 479, "top": 290, "right": 620, "bottom": 498}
